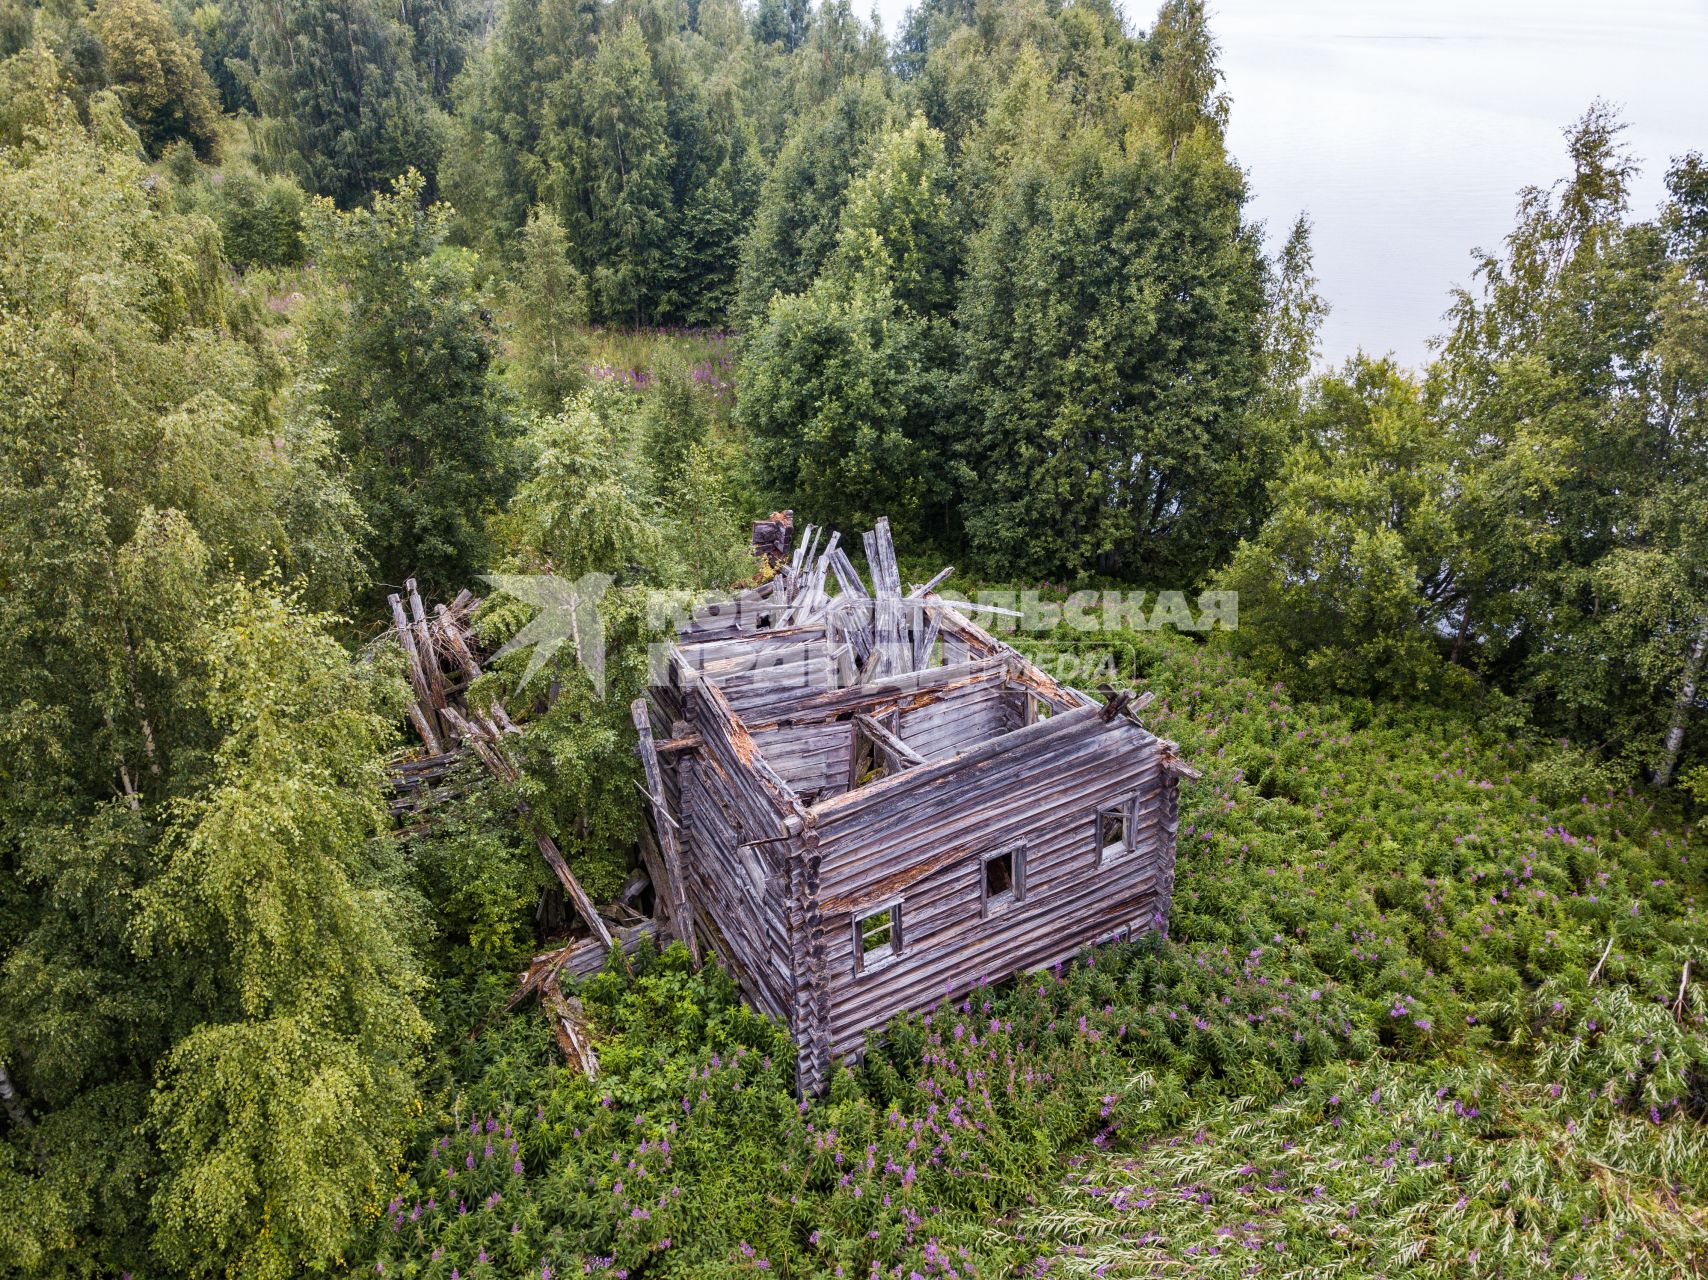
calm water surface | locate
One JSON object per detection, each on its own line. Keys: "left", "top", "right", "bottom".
{"left": 1212, "top": 0, "right": 1708, "bottom": 367}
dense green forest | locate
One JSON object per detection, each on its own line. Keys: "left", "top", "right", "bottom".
{"left": 0, "top": 0, "right": 1705, "bottom": 1276}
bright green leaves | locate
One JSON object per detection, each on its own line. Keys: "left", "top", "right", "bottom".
{"left": 139, "top": 579, "right": 426, "bottom": 1277}
{"left": 1223, "top": 357, "right": 1470, "bottom": 699}
{"left": 149, "top": 1017, "right": 418, "bottom": 1279}
{"left": 733, "top": 71, "right": 898, "bottom": 327}
{"left": 90, "top": 0, "right": 220, "bottom": 157}
{"left": 828, "top": 113, "right": 960, "bottom": 316}
{"left": 504, "top": 206, "right": 590, "bottom": 416}
{"left": 505, "top": 392, "right": 663, "bottom": 582}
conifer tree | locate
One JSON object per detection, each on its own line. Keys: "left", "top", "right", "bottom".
{"left": 580, "top": 17, "right": 674, "bottom": 323}
{"left": 240, "top": 0, "right": 438, "bottom": 206}
{"left": 305, "top": 171, "right": 517, "bottom": 592}
{"left": 506, "top": 205, "right": 590, "bottom": 414}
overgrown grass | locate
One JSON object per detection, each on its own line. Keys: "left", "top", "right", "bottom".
{"left": 364, "top": 634, "right": 1706, "bottom": 1278}
{"left": 583, "top": 326, "right": 735, "bottom": 396}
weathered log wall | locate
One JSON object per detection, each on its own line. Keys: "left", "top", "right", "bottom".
{"left": 808, "top": 708, "right": 1176, "bottom": 1059}
{"left": 672, "top": 660, "right": 807, "bottom": 1024}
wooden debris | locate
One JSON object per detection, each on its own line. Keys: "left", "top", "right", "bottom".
{"left": 631, "top": 698, "right": 700, "bottom": 965}
{"left": 386, "top": 584, "right": 621, "bottom": 963}
{"left": 541, "top": 986, "right": 600, "bottom": 1077}
{"left": 752, "top": 510, "right": 793, "bottom": 567}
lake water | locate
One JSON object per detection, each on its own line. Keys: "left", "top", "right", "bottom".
{"left": 873, "top": 0, "right": 1708, "bottom": 369}
{"left": 1215, "top": 0, "right": 1708, "bottom": 368}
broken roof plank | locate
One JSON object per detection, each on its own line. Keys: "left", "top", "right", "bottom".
{"left": 632, "top": 697, "right": 700, "bottom": 965}
{"left": 853, "top": 712, "right": 930, "bottom": 770}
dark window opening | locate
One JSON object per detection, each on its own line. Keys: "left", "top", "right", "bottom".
{"left": 854, "top": 903, "right": 901, "bottom": 971}
{"left": 1097, "top": 802, "right": 1132, "bottom": 864}
{"left": 982, "top": 845, "right": 1024, "bottom": 914}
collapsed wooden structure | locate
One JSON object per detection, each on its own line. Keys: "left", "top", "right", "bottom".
{"left": 386, "top": 518, "right": 1195, "bottom": 1093}
{"left": 636, "top": 518, "right": 1195, "bottom": 1094}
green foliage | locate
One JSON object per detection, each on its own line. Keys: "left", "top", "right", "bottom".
{"left": 1427, "top": 105, "right": 1708, "bottom": 776}
{"left": 953, "top": 125, "right": 1270, "bottom": 581}
{"left": 503, "top": 206, "right": 589, "bottom": 414}
{"left": 826, "top": 113, "right": 960, "bottom": 315}
{"left": 404, "top": 764, "right": 544, "bottom": 1029}
{"left": 90, "top": 0, "right": 220, "bottom": 156}
{"left": 305, "top": 170, "right": 519, "bottom": 593}
{"left": 1221, "top": 357, "right": 1469, "bottom": 699}
{"left": 1031, "top": 1059, "right": 1708, "bottom": 1277}
{"left": 739, "top": 277, "right": 952, "bottom": 545}
{"left": 502, "top": 390, "right": 661, "bottom": 581}
{"left": 354, "top": 631, "right": 1708, "bottom": 1278}
{"left": 239, "top": 0, "right": 439, "bottom": 207}
{"left": 733, "top": 71, "right": 896, "bottom": 326}
{"left": 661, "top": 441, "right": 756, "bottom": 593}
{"left": 208, "top": 167, "right": 306, "bottom": 268}
{"left": 138, "top": 580, "right": 427, "bottom": 1277}
{"left": 441, "top": 0, "right": 761, "bottom": 325}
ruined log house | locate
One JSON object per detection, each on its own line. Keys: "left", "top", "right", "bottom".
{"left": 636, "top": 519, "right": 1196, "bottom": 1096}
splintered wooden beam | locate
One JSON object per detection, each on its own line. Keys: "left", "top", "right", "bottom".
{"left": 389, "top": 592, "right": 442, "bottom": 754}
{"left": 906, "top": 566, "right": 954, "bottom": 598}
{"left": 913, "top": 604, "right": 942, "bottom": 671}
{"left": 636, "top": 820, "right": 678, "bottom": 941}
{"left": 435, "top": 603, "right": 483, "bottom": 680}
{"left": 828, "top": 547, "right": 869, "bottom": 599}
{"left": 853, "top": 712, "right": 928, "bottom": 768}
{"left": 406, "top": 578, "right": 446, "bottom": 716}
{"left": 506, "top": 920, "right": 659, "bottom": 1016}
{"left": 631, "top": 698, "right": 700, "bottom": 964}
{"left": 529, "top": 819, "right": 619, "bottom": 954}
{"left": 541, "top": 985, "right": 600, "bottom": 1076}
{"left": 1096, "top": 684, "right": 1134, "bottom": 722}
{"left": 863, "top": 519, "right": 908, "bottom": 679}
{"left": 440, "top": 703, "right": 619, "bottom": 959}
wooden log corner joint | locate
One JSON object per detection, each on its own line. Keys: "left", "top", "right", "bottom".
{"left": 640, "top": 516, "right": 1192, "bottom": 1096}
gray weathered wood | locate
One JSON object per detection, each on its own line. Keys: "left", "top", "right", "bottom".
{"left": 644, "top": 516, "right": 1190, "bottom": 1095}
{"left": 631, "top": 698, "right": 700, "bottom": 964}
{"left": 853, "top": 712, "right": 928, "bottom": 768}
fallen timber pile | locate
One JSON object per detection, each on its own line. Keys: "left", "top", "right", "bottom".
{"left": 383, "top": 579, "right": 624, "bottom": 1073}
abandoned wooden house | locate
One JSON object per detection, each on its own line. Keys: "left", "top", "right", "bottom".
{"left": 634, "top": 518, "right": 1196, "bottom": 1095}
{"left": 385, "top": 517, "right": 1195, "bottom": 1091}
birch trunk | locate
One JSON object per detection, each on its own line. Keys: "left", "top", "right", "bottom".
{"left": 1654, "top": 610, "right": 1708, "bottom": 788}
{"left": 0, "top": 1061, "right": 31, "bottom": 1131}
